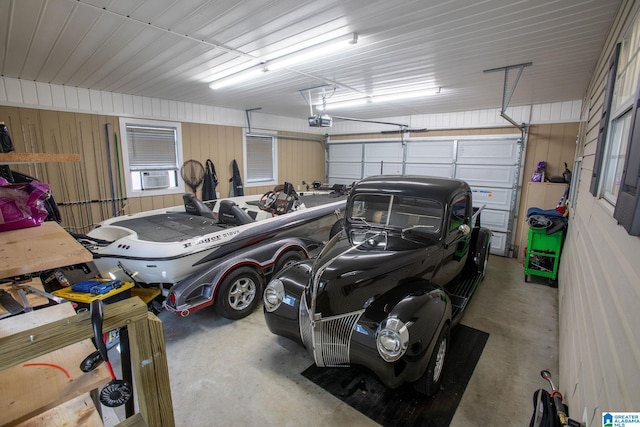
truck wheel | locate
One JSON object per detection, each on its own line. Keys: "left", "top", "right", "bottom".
{"left": 274, "top": 251, "right": 304, "bottom": 275}
{"left": 414, "top": 323, "right": 449, "bottom": 396}
{"left": 478, "top": 243, "right": 490, "bottom": 279}
{"left": 214, "top": 267, "right": 264, "bottom": 320}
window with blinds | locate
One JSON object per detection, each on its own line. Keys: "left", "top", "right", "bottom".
{"left": 119, "top": 118, "right": 184, "bottom": 197}
{"left": 126, "top": 125, "right": 178, "bottom": 171}
{"left": 244, "top": 133, "right": 277, "bottom": 185}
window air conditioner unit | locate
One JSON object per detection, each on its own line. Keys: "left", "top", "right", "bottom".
{"left": 142, "top": 171, "right": 171, "bottom": 189}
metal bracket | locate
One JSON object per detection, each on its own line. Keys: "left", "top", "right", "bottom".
{"left": 244, "top": 108, "right": 262, "bottom": 134}
{"left": 483, "top": 62, "right": 532, "bottom": 131}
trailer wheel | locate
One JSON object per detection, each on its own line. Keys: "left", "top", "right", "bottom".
{"left": 414, "top": 323, "right": 449, "bottom": 396}
{"left": 214, "top": 267, "right": 264, "bottom": 320}
{"left": 274, "top": 251, "right": 304, "bottom": 276}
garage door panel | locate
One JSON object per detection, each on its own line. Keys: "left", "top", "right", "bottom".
{"left": 489, "top": 232, "right": 507, "bottom": 256}
{"left": 457, "top": 139, "right": 520, "bottom": 164}
{"left": 363, "top": 162, "right": 402, "bottom": 176}
{"left": 328, "top": 162, "right": 362, "bottom": 179}
{"left": 456, "top": 164, "right": 517, "bottom": 188}
{"left": 406, "top": 140, "right": 455, "bottom": 163}
{"left": 328, "top": 177, "right": 357, "bottom": 186}
{"left": 471, "top": 187, "right": 514, "bottom": 211}
{"left": 478, "top": 208, "right": 510, "bottom": 232}
{"left": 405, "top": 163, "right": 454, "bottom": 177}
{"left": 364, "top": 143, "right": 403, "bottom": 162}
{"left": 328, "top": 144, "right": 362, "bottom": 162}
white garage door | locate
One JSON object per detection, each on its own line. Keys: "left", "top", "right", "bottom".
{"left": 327, "top": 135, "right": 523, "bottom": 256}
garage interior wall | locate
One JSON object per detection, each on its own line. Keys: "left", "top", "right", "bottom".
{"left": 0, "top": 106, "right": 325, "bottom": 233}
{"left": 559, "top": 0, "right": 640, "bottom": 421}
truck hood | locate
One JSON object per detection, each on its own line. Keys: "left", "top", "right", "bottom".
{"left": 307, "top": 233, "right": 438, "bottom": 318}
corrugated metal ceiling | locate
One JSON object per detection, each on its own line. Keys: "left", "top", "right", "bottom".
{"left": 0, "top": 0, "right": 622, "bottom": 120}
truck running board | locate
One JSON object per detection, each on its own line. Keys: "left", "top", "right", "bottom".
{"left": 448, "top": 269, "right": 483, "bottom": 326}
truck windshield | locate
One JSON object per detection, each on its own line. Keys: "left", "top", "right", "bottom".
{"left": 349, "top": 194, "right": 443, "bottom": 233}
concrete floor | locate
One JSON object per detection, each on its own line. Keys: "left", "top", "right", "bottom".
{"left": 139, "top": 255, "right": 558, "bottom": 426}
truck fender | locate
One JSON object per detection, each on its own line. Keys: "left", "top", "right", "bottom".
{"left": 363, "top": 280, "right": 452, "bottom": 359}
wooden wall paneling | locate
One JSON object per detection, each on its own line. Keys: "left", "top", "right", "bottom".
{"left": 88, "top": 115, "right": 108, "bottom": 220}
{"left": 76, "top": 113, "right": 102, "bottom": 227}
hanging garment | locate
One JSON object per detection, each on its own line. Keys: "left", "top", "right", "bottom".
{"left": 0, "top": 124, "right": 14, "bottom": 153}
{"left": 229, "top": 159, "right": 244, "bottom": 197}
{"left": 201, "top": 159, "right": 219, "bottom": 201}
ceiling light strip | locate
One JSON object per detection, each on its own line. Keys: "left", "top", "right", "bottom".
{"left": 209, "top": 33, "right": 358, "bottom": 90}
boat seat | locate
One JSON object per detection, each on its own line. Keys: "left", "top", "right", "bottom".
{"left": 218, "top": 200, "right": 255, "bottom": 226}
{"left": 183, "top": 193, "right": 216, "bottom": 220}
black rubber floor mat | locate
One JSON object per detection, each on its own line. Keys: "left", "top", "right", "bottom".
{"left": 301, "top": 324, "right": 489, "bottom": 427}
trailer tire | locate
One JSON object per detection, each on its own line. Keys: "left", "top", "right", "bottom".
{"left": 214, "top": 267, "right": 264, "bottom": 320}
{"left": 274, "top": 251, "right": 304, "bottom": 276}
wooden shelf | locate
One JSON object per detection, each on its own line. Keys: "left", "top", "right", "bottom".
{"left": 0, "top": 152, "right": 80, "bottom": 164}
{"left": 0, "top": 303, "right": 111, "bottom": 425}
{"left": 0, "top": 298, "right": 174, "bottom": 427}
{"left": 0, "top": 221, "right": 93, "bottom": 280}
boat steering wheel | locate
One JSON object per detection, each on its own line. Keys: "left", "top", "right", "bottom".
{"left": 259, "top": 190, "right": 278, "bottom": 211}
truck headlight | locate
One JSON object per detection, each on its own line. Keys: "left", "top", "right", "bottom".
{"left": 264, "top": 279, "right": 285, "bottom": 312}
{"left": 376, "top": 317, "right": 409, "bottom": 362}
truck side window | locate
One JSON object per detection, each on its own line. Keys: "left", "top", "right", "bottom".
{"left": 449, "top": 196, "right": 467, "bottom": 232}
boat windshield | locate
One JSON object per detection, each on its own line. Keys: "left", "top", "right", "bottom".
{"left": 348, "top": 194, "right": 443, "bottom": 234}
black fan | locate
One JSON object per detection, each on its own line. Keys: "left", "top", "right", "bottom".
{"left": 180, "top": 160, "right": 205, "bottom": 196}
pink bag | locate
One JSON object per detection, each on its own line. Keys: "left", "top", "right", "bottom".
{"left": 0, "top": 178, "right": 52, "bottom": 231}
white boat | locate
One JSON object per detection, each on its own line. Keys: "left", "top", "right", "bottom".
{"left": 81, "top": 188, "right": 347, "bottom": 287}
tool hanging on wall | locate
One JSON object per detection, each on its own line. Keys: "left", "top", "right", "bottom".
{"left": 201, "top": 159, "right": 218, "bottom": 201}
{"left": 105, "top": 124, "right": 117, "bottom": 217}
{"left": 113, "top": 132, "right": 126, "bottom": 214}
{"left": 180, "top": 160, "right": 205, "bottom": 197}
{"left": 229, "top": 159, "right": 244, "bottom": 197}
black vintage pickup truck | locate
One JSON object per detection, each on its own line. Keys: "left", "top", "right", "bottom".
{"left": 263, "top": 175, "right": 492, "bottom": 395}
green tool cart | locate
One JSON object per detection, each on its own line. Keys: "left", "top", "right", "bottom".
{"left": 524, "top": 226, "right": 564, "bottom": 284}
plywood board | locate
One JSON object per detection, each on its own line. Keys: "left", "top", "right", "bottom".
{"left": 16, "top": 393, "right": 103, "bottom": 427}
{"left": 0, "top": 221, "right": 93, "bottom": 279}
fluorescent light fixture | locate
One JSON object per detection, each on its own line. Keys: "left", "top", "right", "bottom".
{"left": 318, "top": 98, "right": 371, "bottom": 110}
{"left": 270, "top": 34, "right": 358, "bottom": 71}
{"left": 317, "top": 87, "right": 441, "bottom": 110}
{"left": 209, "top": 67, "right": 268, "bottom": 90}
{"left": 209, "top": 32, "right": 357, "bottom": 90}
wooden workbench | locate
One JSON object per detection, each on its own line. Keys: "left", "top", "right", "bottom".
{"left": 0, "top": 221, "right": 93, "bottom": 280}
{"left": 0, "top": 303, "right": 110, "bottom": 425}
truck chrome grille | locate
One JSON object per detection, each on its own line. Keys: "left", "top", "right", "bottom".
{"left": 299, "top": 292, "right": 364, "bottom": 367}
